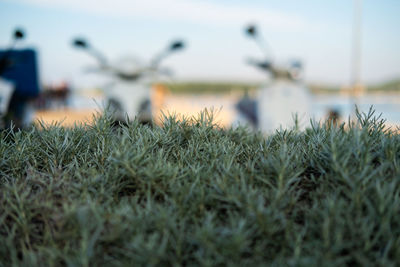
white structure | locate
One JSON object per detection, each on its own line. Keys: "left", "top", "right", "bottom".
{"left": 257, "top": 79, "right": 311, "bottom": 132}
{"left": 235, "top": 24, "right": 311, "bottom": 133}
{"left": 0, "top": 78, "right": 14, "bottom": 116}
{"left": 73, "top": 38, "right": 184, "bottom": 124}
{"left": 103, "top": 79, "right": 152, "bottom": 123}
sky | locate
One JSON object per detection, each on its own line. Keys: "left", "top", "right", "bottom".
{"left": 0, "top": 0, "right": 399, "bottom": 88}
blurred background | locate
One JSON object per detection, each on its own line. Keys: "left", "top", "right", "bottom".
{"left": 0, "top": 0, "right": 399, "bottom": 130}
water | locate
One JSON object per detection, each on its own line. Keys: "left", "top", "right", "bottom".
{"left": 68, "top": 91, "right": 400, "bottom": 128}
{"left": 312, "top": 94, "right": 400, "bottom": 126}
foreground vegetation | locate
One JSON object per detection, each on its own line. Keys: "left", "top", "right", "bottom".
{"left": 1, "top": 109, "right": 400, "bottom": 266}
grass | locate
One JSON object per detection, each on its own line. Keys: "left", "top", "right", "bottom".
{"left": 159, "top": 80, "right": 400, "bottom": 95}
{"left": 368, "top": 79, "right": 400, "bottom": 92}
{"left": 160, "top": 82, "right": 259, "bottom": 94}
{"left": 1, "top": 108, "right": 400, "bottom": 266}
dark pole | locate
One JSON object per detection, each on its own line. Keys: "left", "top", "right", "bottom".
{"left": 245, "top": 25, "right": 274, "bottom": 62}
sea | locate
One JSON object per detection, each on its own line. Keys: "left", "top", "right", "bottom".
{"left": 68, "top": 91, "right": 400, "bottom": 128}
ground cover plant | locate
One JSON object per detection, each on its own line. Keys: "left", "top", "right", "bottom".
{"left": 1, "top": 108, "right": 400, "bottom": 266}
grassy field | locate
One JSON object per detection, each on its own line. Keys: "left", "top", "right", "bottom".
{"left": 162, "top": 82, "right": 259, "bottom": 94}
{"left": 1, "top": 109, "right": 400, "bottom": 266}
{"left": 368, "top": 79, "right": 400, "bottom": 92}
{"left": 159, "top": 80, "right": 400, "bottom": 95}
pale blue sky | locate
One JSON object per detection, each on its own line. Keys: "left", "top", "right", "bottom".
{"left": 0, "top": 0, "right": 399, "bottom": 88}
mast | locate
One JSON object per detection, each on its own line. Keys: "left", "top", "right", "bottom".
{"left": 350, "top": 0, "right": 363, "bottom": 117}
